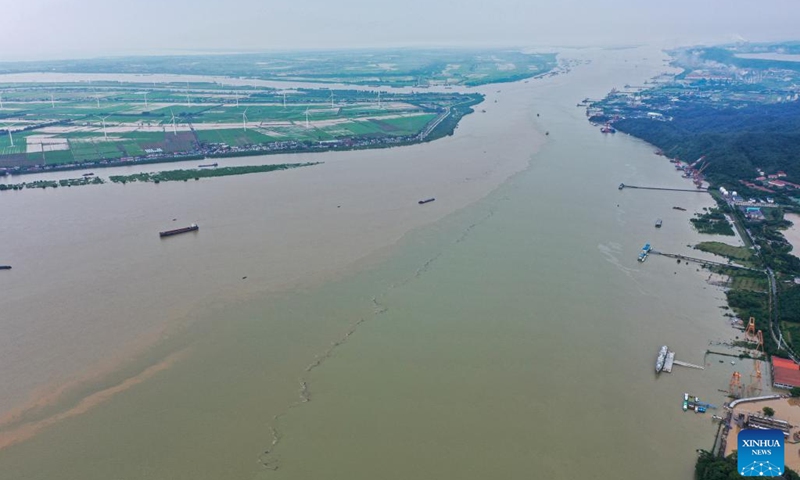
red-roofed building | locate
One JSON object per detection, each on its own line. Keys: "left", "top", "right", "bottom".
{"left": 772, "top": 357, "right": 800, "bottom": 389}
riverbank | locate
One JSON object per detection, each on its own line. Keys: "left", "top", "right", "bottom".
{"left": 784, "top": 213, "right": 800, "bottom": 260}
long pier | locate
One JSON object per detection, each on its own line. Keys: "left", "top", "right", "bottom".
{"left": 672, "top": 360, "right": 704, "bottom": 370}
{"left": 619, "top": 183, "right": 707, "bottom": 193}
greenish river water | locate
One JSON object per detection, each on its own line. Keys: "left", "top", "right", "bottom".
{"left": 0, "top": 48, "right": 744, "bottom": 479}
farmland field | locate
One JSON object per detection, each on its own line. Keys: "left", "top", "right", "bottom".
{"left": 0, "top": 82, "right": 481, "bottom": 170}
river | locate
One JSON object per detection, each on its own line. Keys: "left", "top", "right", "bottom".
{"left": 0, "top": 47, "right": 740, "bottom": 479}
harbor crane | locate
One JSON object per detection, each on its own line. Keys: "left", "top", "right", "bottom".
{"left": 688, "top": 155, "right": 707, "bottom": 169}
{"left": 745, "top": 317, "right": 758, "bottom": 342}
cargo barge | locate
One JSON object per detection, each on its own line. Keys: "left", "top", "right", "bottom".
{"left": 418, "top": 198, "right": 435, "bottom": 205}
{"left": 0, "top": 265, "right": 11, "bottom": 270}
{"left": 159, "top": 224, "right": 199, "bottom": 238}
{"left": 198, "top": 163, "right": 218, "bottom": 168}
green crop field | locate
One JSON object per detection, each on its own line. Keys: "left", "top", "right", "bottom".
{"left": 43, "top": 149, "right": 75, "bottom": 165}
{"left": 695, "top": 241, "right": 754, "bottom": 262}
{"left": 0, "top": 80, "right": 481, "bottom": 170}
{"left": 195, "top": 129, "right": 276, "bottom": 147}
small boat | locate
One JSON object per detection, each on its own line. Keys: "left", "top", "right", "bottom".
{"left": 672, "top": 206, "right": 686, "bottom": 211}
{"left": 418, "top": 198, "right": 435, "bottom": 205}
{"left": 600, "top": 123, "right": 616, "bottom": 134}
{"left": 159, "top": 224, "right": 199, "bottom": 238}
{"left": 655, "top": 219, "right": 663, "bottom": 228}
{"left": 82, "top": 172, "right": 95, "bottom": 177}
{"left": 619, "top": 183, "right": 625, "bottom": 190}
{"left": 638, "top": 243, "right": 651, "bottom": 262}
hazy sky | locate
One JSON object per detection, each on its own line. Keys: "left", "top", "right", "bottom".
{"left": 1, "top": 0, "right": 799, "bottom": 61}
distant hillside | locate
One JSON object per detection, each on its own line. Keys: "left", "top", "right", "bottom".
{"left": 612, "top": 101, "right": 800, "bottom": 186}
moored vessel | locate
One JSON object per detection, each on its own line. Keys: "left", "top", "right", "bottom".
{"left": 638, "top": 243, "right": 651, "bottom": 262}
{"left": 656, "top": 345, "right": 668, "bottom": 373}
{"left": 600, "top": 123, "right": 616, "bottom": 134}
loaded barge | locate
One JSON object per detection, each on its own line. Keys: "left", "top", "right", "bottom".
{"left": 159, "top": 224, "right": 199, "bottom": 238}
{"left": 0, "top": 265, "right": 11, "bottom": 270}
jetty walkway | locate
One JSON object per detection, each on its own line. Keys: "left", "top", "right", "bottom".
{"left": 619, "top": 183, "right": 707, "bottom": 193}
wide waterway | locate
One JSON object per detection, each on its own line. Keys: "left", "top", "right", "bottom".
{"left": 0, "top": 48, "right": 745, "bottom": 479}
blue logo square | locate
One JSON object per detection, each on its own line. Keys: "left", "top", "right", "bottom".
{"left": 738, "top": 428, "right": 785, "bottom": 477}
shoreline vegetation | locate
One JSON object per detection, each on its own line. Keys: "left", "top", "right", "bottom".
{"left": 109, "top": 163, "right": 320, "bottom": 184}
{"left": 0, "top": 163, "right": 320, "bottom": 190}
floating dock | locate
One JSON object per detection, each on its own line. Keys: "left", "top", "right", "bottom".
{"left": 638, "top": 243, "right": 651, "bottom": 262}
{"left": 663, "top": 351, "right": 675, "bottom": 373}
{"left": 661, "top": 351, "right": 704, "bottom": 374}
